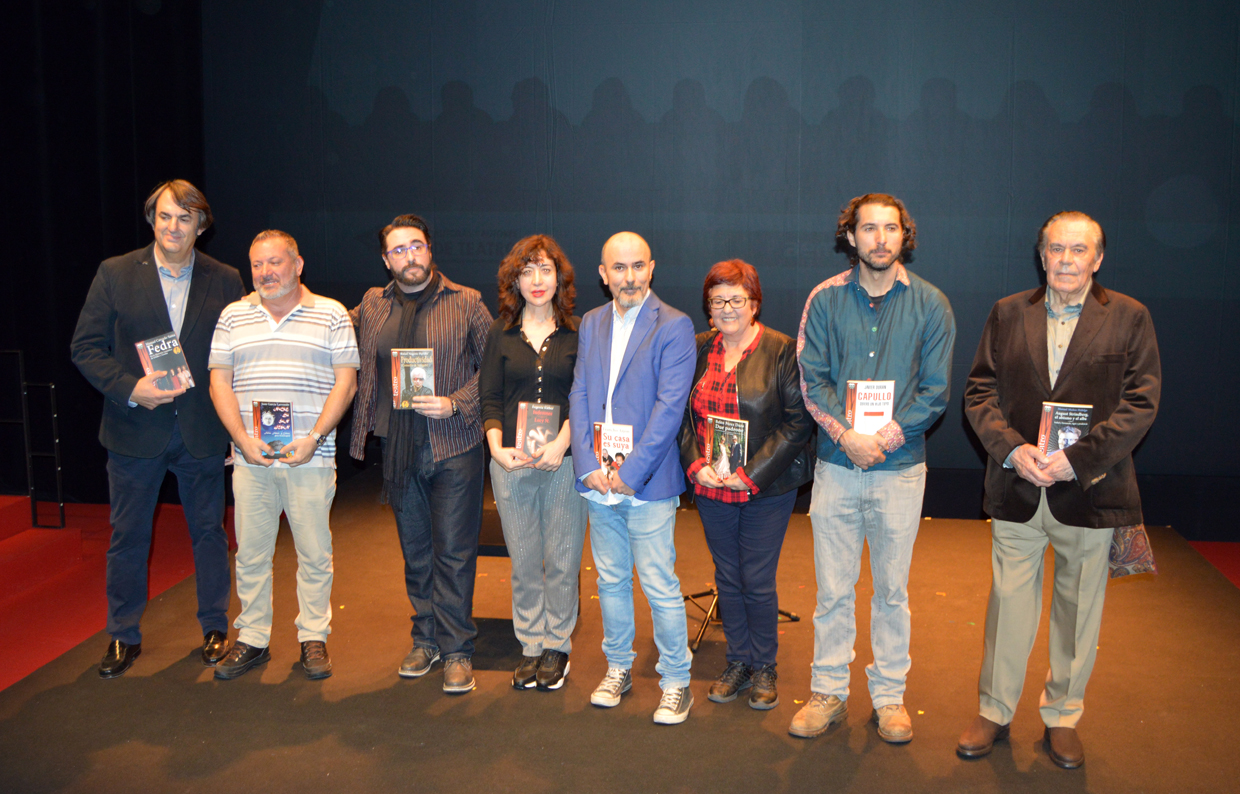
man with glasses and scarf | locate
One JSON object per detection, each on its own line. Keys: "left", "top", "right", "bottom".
{"left": 349, "top": 214, "right": 493, "bottom": 694}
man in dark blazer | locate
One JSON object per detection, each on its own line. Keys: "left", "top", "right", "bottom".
{"left": 71, "top": 180, "right": 244, "bottom": 678}
{"left": 569, "top": 231, "right": 697, "bottom": 725}
{"left": 957, "top": 211, "right": 1160, "bottom": 769}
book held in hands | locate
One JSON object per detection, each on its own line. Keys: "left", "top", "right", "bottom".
{"left": 704, "top": 414, "right": 748, "bottom": 479}
{"left": 515, "top": 402, "right": 560, "bottom": 457}
{"left": 392, "top": 348, "right": 435, "bottom": 408}
{"left": 845, "top": 379, "right": 895, "bottom": 435}
{"left": 252, "top": 401, "right": 293, "bottom": 459}
{"left": 593, "top": 422, "right": 633, "bottom": 474}
{"left": 1037, "top": 402, "right": 1092, "bottom": 454}
{"left": 135, "top": 332, "right": 194, "bottom": 391}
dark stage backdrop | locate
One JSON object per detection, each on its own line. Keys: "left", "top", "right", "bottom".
{"left": 6, "top": 1, "right": 1239, "bottom": 539}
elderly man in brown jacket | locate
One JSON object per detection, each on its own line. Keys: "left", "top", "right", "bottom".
{"left": 957, "top": 211, "right": 1160, "bottom": 769}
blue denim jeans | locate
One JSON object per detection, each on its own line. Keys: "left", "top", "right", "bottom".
{"left": 387, "top": 439, "right": 484, "bottom": 657}
{"left": 808, "top": 459, "right": 926, "bottom": 707}
{"left": 696, "top": 490, "right": 797, "bottom": 667}
{"left": 586, "top": 496, "right": 692, "bottom": 689}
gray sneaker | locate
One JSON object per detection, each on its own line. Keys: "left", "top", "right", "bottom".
{"left": 590, "top": 667, "right": 632, "bottom": 707}
{"left": 788, "top": 692, "right": 848, "bottom": 738}
{"left": 653, "top": 686, "right": 694, "bottom": 725}
{"left": 398, "top": 645, "right": 440, "bottom": 678}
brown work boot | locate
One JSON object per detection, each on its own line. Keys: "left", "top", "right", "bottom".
{"left": 872, "top": 704, "right": 913, "bottom": 743}
{"left": 788, "top": 693, "right": 847, "bottom": 738}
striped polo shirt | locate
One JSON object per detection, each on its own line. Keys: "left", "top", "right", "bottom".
{"left": 209, "top": 287, "right": 360, "bottom": 468}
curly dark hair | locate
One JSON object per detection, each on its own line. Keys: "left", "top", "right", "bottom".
{"left": 835, "top": 193, "right": 917, "bottom": 266}
{"left": 701, "top": 259, "right": 762, "bottom": 321}
{"left": 496, "top": 235, "right": 576, "bottom": 328}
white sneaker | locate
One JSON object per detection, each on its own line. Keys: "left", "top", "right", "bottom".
{"left": 653, "top": 686, "right": 694, "bottom": 725}
{"left": 590, "top": 667, "right": 632, "bottom": 707}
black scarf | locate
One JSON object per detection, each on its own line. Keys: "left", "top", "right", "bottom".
{"left": 383, "top": 270, "right": 439, "bottom": 510}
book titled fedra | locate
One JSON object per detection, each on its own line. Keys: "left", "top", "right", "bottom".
{"left": 845, "top": 379, "right": 895, "bottom": 435}
{"left": 391, "top": 348, "right": 434, "bottom": 408}
{"left": 704, "top": 415, "right": 748, "bottom": 479}
{"left": 1037, "top": 402, "right": 1092, "bottom": 454}
{"left": 515, "top": 402, "right": 560, "bottom": 457}
{"left": 135, "top": 332, "right": 194, "bottom": 391}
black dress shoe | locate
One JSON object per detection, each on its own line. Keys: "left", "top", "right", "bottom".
{"left": 99, "top": 640, "right": 141, "bottom": 679}
{"left": 513, "top": 655, "right": 540, "bottom": 689}
{"left": 213, "top": 641, "right": 270, "bottom": 680}
{"left": 202, "top": 630, "right": 230, "bottom": 666}
{"left": 535, "top": 650, "right": 570, "bottom": 690}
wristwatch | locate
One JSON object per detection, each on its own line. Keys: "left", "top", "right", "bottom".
{"left": 310, "top": 431, "right": 326, "bottom": 447}
{"left": 451, "top": 399, "right": 459, "bottom": 416}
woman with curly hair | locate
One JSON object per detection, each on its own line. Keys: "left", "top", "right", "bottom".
{"left": 479, "top": 234, "right": 586, "bottom": 692}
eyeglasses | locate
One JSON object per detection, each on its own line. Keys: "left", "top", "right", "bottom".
{"left": 708, "top": 296, "right": 750, "bottom": 310}
{"left": 385, "top": 242, "right": 428, "bottom": 258}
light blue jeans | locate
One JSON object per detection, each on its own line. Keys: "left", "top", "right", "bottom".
{"left": 809, "top": 459, "right": 926, "bottom": 707}
{"left": 586, "top": 496, "right": 692, "bottom": 689}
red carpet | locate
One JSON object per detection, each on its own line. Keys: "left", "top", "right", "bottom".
{"left": 0, "top": 495, "right": 234, "bottom": 692}
{"left": 1189, "top": 541, "right": 1240, "bottom": 589}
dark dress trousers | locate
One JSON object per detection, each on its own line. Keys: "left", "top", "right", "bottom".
{"left": 71, "top": 243, "right": 244, "bottom": 644}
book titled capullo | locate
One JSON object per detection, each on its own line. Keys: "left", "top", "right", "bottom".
{"left": 845, "top": 379, "right": 894, "bottom": 435}
{"left": 135, "top": 332, "right": 194, "bottom": 391}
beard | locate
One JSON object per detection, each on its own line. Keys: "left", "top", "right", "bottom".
{"left": 393, "top": 260, "right": 433, "bottom": 289}
{"left": 257, "top": 277, "right": 299, "bottom": 300}
{"left": 858, "top": 247, "right": 898, "bottom": 272}
{"left": 614, "top": 284, "right": 646, "bottom": 309}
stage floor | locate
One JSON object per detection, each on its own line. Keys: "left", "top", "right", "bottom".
{"left": 2, "top": 465, "right": 1238, "bottom": 793}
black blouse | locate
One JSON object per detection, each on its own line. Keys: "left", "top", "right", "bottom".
{"left": 479, "top": 315, "right": 580, "bottom": 451}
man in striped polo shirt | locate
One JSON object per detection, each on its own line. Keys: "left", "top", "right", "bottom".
{"left": 207, "top": 230, "right": 359, "bottom": 680}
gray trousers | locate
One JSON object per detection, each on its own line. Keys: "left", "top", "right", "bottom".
{"left": 489, "top": 458, "right": 588, "bottom": 656}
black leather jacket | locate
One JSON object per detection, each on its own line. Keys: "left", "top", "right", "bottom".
{"left": 678, "top": 326, "right": 814, "bottom": 498}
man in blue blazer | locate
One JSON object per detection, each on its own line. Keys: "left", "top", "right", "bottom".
{"left": 71, "top": 180, "right": 244, "bottom": 678}
{"left": 569, "top": 232, "right": 697, "bottom": 725}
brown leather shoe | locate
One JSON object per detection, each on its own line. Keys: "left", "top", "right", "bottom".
{"left": 1044, "top": 726, "right": 1085, "bottom": 769}
{"left": 956, "top": 715, "right": 1010, "bottom": 759}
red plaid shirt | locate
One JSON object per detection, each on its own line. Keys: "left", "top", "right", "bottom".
{"left": 686, "top": 326, "right": 763, "bottom": 503}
